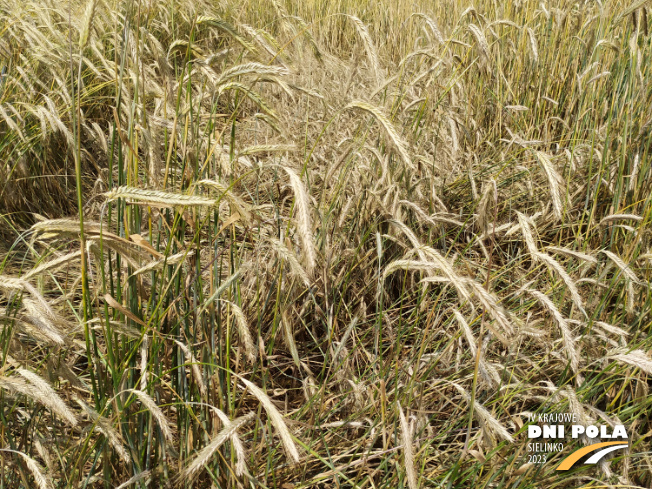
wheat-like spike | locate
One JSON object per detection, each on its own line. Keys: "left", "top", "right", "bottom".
{"left": 586, "top": 71, "right": 611, "bottom": 85}
{"left": 22, "top": 250, "right": 82, "bottom": 280}
{"left": 0, "top": 104, "right": 25, "bottom": 141}
{"left": 216, "top": 62, "right": 289, "bottom": 86}
{"left": 612, "top": 224, "right": 638, "bottom": 234}
{"left": 317, "top": 420, "right": 369, "bottom": 429}
{"left": 468, "top": 24, "right": 491, "bottom": 64}
{"left": 421, "top": 247, "right": 474, "bottom": 304}
{"left": 0, "top": 276, "right": 58, "bottom": 320}
{"left": 629, "top": 154, "right": 640, "bottom": 193}
{"left": 222, "top": 300, "right": 256, "bottom": 363}
{"left": 505, "top": 105, "right": 528, "bottom": 112}
{"left": 21, "top": 299, "right": 66, "bottom": 345}
{"left": 398, "top": 199, "right": 442, "bottom": 229}
{"left": 218, "top": 82, "right": 278, "bottom": 119}
{"left": 389, "top": 220, "right": 426, "bottom": 259}
{"left": 282, "top": 167, "right": 316, "bottom": 277}
{"left": 114, "top": 471, "right": 151, "bottom": 489}
{"left": 79, "top": 0, "right": 97, "bottom": 49}
{"left": 239, "top": 23, "right": 283, "bottom": 62}
{"left": 88, "top": 318, "right": 141, "bottom": 339}
{"left": 104, "top": 186, "right": 216, "bottom": 207}
{"left": 168, "top": 39, "right": 204, "bottom": 59}
{"left": 490, "top": 19, "right": 522, "bottom": 29}
{"left": 127, "top": 390, "right": 173, "bottom": 442}
{"left": 129, "top": 250, "right": 191, "bottom": 278}
{"left": 285, "top": 14, "right": 323, "bottom": 62}
{"left": 197, "top": 179, "right": 252, "bottom": 224}
{"left": 451, "top": 383, "right": 513, "bottom": 442}
{"left": 578, "top": 61, "right": 599, "bottom": 83}
{"left": 398, "top": 404, "right": 417, "bottom": 489}
{"left": 430, "top": 214, "right": 463, "bottom": 226}
{"left": 535, "top": 151, "right": 564, "bottom": 220}
{"left": 527, "top": 289, "right": 579, "bottom": 374}
{"left": 383, "top": 253, "right": 474, "bottom": 308}
{"left": 403, "top": 97, "right": 427, "bottom": 113}
{"left": 558, "top": 386, "right": 592, "bottom": 427}
{"left": 460, "top": 5, "right": 479, "bottom": 20}
{"left": 197, "top": 270, "right": 242, "bottom": 317}
{"left": 42, "top": 96, "right": 74, "bottom": 145}
{"left": 16, "top": 369, "right": 77, "bottom": 426}
{"left": 238, "top": 144, "right": 296, "bottom": 156}
{"left": 253, "top": 112, "right": 281, "bottom": 132}
{"left": 532, "top": 252, "right": 586, "bottom": 317}
{"left": 599, "top": 213, "right": 643, "bottom": 225}
{"left": 239, "top": 377, "right": 300, "bottom": 463}
{"left": 174, "top": 340, "right": 207, "bottom": 398}
{"left": 475, "top": 180, "right": 495, "bottom": 235}
{"left": 269, "top": 238, "right": 311, "bottom": 287}
{"left": 615, "top": 0, "right": 651, "bottom": 23}
{"left": 606, "top": 348, "right": 652, "bottom": 375}
{"left": 576, "top": 278, "right": 605, "bottom": 288}
{"left": 546, "top": 246, "right": 597, "bottom": 264}
{"left": 453, "top": 309, "right": 477, "bottom": 357}
{"left": 331, "top": 316, "right": 359, "bottom": 365}
{"left": 478, "top": 221, "right": 514, "bottom": 240}
{"left": 526, "top": 28, "right": 538, "bottom": 63}
{"left": 75, "top": 398, "right": 130, "bottom": 463}
{"left": 346, "top": 15, "right": 382, "bottom": 84}
{"left": 179, "top": 412, "right": 254, "bottom": 481}
{"left": 282, "top": 310, "right": 301, "bottom": 369}
{"left": 452, "top": 309, "right": 498, "bottom": 385}
{"left": 196, "top": 16, "right": 258, "bottom": 54}
{"left": 627, "top": 279, "right": 635, "bottom": 315}
{"left": 22, "top": 454, "right": 52, "bottom": 489}
{"left": 8, "top": 316, "right": 62, "bottom": 345}
{"left": 382, "top": 259, "right": 437, "bottom": 279}
{"left": 638, "top": 252, "right": 652, "bottom": 263}
{"left": 32, "top": 437, "right": 52, "bottom": 473}
{"left": 462, "top": 278, "right": 514, "bottom": 340}
{"left": 346, "top": 101, "right": 413, "bottom": 169}
{"left": 140, "top": 335, "right": 148, "bottom": 391}
{"left": 411, "top": 13, "right": 445, "bottom": 44}
{"left": 594, "top": 321, "right": 630, "bottom": 339}
{"left": 1, "top": 450, "right": 54, "bottom": 489}
{"left": 288, "top": 83, "right": 324, "bottom": 99}
{"left": 29, "top": 218, "right": 101, "bottom": 235}
{"left": 516, "top": 212, "right": 538, "bottom": 255}
{"left": 600, "top": 250, "right": 639, "bottom": 283}
{"left": 209, "top": 408, "right": 248, "bottom": 476}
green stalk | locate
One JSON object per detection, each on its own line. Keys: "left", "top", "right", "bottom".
{"left": 69, "top": 0, "right": 96, "bottom": 406}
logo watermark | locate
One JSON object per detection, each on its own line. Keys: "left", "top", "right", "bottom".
{"left": 526, "top": 412, "right": 628, "bottom": 470}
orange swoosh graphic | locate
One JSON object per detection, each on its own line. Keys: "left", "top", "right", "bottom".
{"left": 556, "top": 441, "right": 627, "bottom": 471}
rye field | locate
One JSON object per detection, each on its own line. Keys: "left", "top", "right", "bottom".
{"left": 0, "top": 0, "right": 651, "bottom": 487}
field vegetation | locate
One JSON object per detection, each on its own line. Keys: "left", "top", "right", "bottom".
{"left": 0, "top": 0, "right": 651, "bottom": 487}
